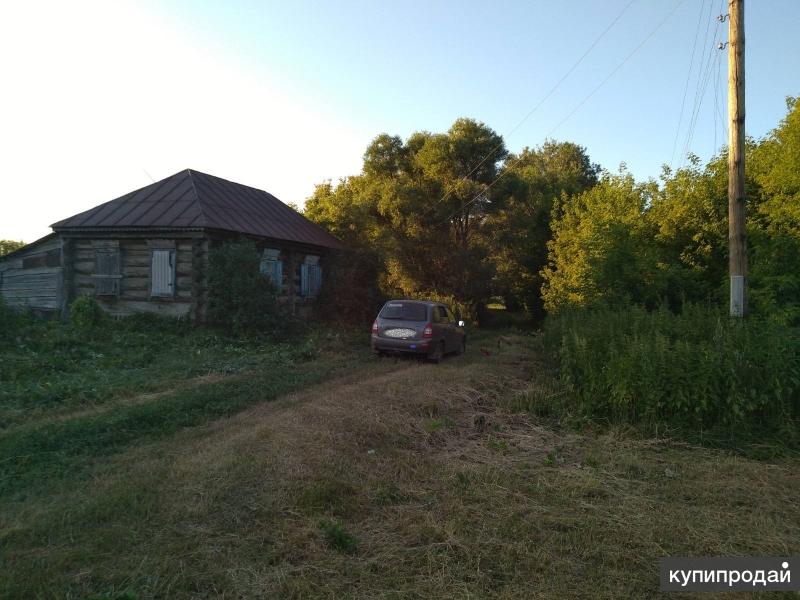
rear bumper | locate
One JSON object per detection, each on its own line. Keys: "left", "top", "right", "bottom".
{"left": 371, "top": 335, "right": 431, "bottom": 354}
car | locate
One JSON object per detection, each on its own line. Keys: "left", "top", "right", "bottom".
{"left": 371, "top": 299, "right": 467, "bottom": 363}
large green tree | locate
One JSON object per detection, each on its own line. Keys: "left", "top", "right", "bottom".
{"left": 541, "top": 171, "right": 659, "bottom": 312}
{"left": 306, "top": 118, "right": 507, "bottom": 307}
{"left": 489, "top": 140, "right": 599, "bottom": 315}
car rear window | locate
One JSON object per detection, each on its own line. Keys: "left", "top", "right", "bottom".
{"left": 379, "top": 302, "right": 428, "bottom": 321}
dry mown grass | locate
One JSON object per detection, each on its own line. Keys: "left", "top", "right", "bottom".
{"left": 2, "top": 333, "right": 798, "bottom": 599}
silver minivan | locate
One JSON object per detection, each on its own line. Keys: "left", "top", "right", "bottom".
{"left": 371, "top": 299, "right": 466, "bottom": 363}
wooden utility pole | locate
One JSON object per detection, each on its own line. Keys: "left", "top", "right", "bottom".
{"left": 728, "top": 0, "right": 747, "bottom": 317}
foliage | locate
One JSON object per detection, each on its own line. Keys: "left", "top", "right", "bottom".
{"left": 206, "top": 240, "right": 289, "bottom": 337}
{"left": 489, "top": 141, "right": 599, "bottom": 316}
{"left": 315, "top": 247, "right": 385, "bottom": 325}
{"left": 544, "top": 304, "right": 800, "bottom": 445}
{"left": 69, "top": 295, "right": 106, "bottom": 330}
{"left": 542, "top": 98, "right": 800, "bottom": 319}
{"left": 305, "top": 117, "right": 510, "bottom": 312}
{"left": 541, "top": 171, "right": 660, "bottom": 312}
{"left": 0, "top": 239, "right": 25, "bottom": 256}
{"left": 0, "top": 298, "right": 24, "bottom": 342}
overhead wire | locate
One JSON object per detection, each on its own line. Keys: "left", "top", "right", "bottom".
{"left": 438, "top": 0, "right": 687, "bottom": 227}
{"left": 669, "top": 0, "right": 707, "bottom": 171}
{"left": 679, "top": 0, "right": 723, "bottom": 168}
{"left": 420, "top": 0, "right": 638, "bottom": 222}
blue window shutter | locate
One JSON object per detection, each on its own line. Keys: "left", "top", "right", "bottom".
{"left": 300, "top": 264, "right": 309, "bottom": 297}
{"left": 275, "top": 260, "right": 283, "bottom": 291}
{"left": 260, "top": 258, "right": 283, "bottom": 290}
{"left": 313, "top": 265, "right": 322, "bottom": 296}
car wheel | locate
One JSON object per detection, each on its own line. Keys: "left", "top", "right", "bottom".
{"left": 428, "top": 341, "right": 445, "bottom": 364}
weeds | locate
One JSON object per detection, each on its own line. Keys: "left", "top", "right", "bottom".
{"left": 543, "top": 303, "right": 800, "bottom": 450}
{"left": 318, "top": 519, "right": 357, "bottom": 554}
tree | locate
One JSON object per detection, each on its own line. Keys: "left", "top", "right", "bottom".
{"left": 305, "top": 118, "right": 507, "bottom": 309}
{"left": 541, "top": 171, "right": 658, "bottom": 312}
{"left": 0, "top": 240, "right": 25, "bottom": 257}
{"left": 489, "top": 140, "right": 599, "bottom": 316}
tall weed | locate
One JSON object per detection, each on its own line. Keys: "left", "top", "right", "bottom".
{"left": 544, "top": 304, "right": 800, "bottom": 445}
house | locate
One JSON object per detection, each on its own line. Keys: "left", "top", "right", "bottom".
{"left": 0, "top": 169, "right": 341, "bottom": 320}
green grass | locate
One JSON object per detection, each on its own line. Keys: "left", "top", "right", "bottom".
{"left": 0, "top": 324, "right": 798, "bottom": 598}
{"left": 0, "top": 313, "right": 294, "bottom": 429}
{"left": 542, "top": 303, "right": 800, "bottom": 453}
{"left": 0, "top": 313, "right": 374, "bottom": 499}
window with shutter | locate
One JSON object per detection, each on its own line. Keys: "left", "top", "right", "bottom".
{"left": 150, "top": 249, "right": 175, "bottom": 297}
{"left": 93, "top": 248, "right": 120, "bottom": 296}
{"left": 300, "top": 263, "right": 322, "bottom": 297}
{"left": 259, "top": 249, "right": 283, "bottom": 290}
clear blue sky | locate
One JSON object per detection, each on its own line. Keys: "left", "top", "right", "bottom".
{"left": 1, "top": 0, "right": 798, "bottom": 241}
{"left": 147, "top": 0, "right": 799, "bottom": 174}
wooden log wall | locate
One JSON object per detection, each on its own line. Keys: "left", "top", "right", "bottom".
{"left": 72, "top": 237, "right": 200, "bottom": 318}
{"left": 0, "top": 236, "right": 63, "bottom": 312}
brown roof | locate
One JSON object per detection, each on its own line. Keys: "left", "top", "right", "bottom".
{"left": 51, "top": 169, "right": 341, "bottom": 249}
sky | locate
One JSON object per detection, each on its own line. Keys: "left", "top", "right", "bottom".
{"left": 1, "top": 0, "right": 798, "bottom": 243}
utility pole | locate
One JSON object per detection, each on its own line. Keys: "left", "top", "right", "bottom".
{"left": 728, "top": 0, "right": 746, "bottom": 317}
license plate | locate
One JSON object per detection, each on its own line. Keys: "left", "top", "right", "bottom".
{"left": 384, "top": 328, "right": 416, "bottom": 339}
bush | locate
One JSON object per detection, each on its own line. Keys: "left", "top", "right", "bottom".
{"left": 69, "top": 296, "right": 105, "bottom": 330}
{"left": 543, "top": 303, "right": 800, "bottom": 444}
{"left": 316, "top": 248, "right": 385, "bottom": 325}
{"left": 0, "top": 298, "right": 25, "bottom": 343}
{"left": 206, "top": 240, "right": 290, "bottom": 337}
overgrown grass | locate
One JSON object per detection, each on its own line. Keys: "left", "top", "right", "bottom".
{"left": 542, "top": 303, "right": 800, "bottom": 453}
{"left": 1, "top": 331, "right": 796, "bottom": 598}
{"left": 0, "top": 308, "right": 374, "bottom": 498}
{"left": 0, "top": 308, "right": 332, "bottom": 429}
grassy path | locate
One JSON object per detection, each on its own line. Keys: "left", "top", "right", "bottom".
{"left": 1, "top": 332, "right": 798, "bottom": 598}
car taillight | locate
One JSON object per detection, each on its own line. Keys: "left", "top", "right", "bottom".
{"left": 372, "top": 321, "right": 378, "bottom": 334}
{"left": 422, "top": 323, "right": 433, "bottom": 338}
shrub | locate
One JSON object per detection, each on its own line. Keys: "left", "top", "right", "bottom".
{"left": 69, "top": 296, "right": 105, "bottom": 330}
{"left": 543, "top": 303, "right": 800, "bottom": 444}
{"left": 206, "top": 240, "right": 290, "bottom": 337}
{"left": 316, "top": 248, "right": 385, "bottom": 325}
{"left": 0, "top": 298, "right": 25, "bottom": 344}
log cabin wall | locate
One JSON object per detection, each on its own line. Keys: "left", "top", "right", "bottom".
{"left": 0, "top": 235, "right": 63, "bottom": 315}
{"left": 1, "top": 231, "right": 326, "bottom": 321}
{"left": 68, "top": 233, "right": 206, "bottom": 319}
{"left": 250, "top": 238, "right": 325, "bottom": 318}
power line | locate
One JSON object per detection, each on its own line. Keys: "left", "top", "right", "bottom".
{"left": 669, "top": 0, "right": 707, "bottom": 170}
{"left": 679, "top": 0, "right": 722, "bottom": 167}
{"left": 681, "top": 43, "right": 721, "bottom": 168}
{"left": 544, "top": 0, "right": 687, "bottom": 140}
{"left": 422, "top": 0, "right": 637, "bottom": 216}
{"left": 439, "top": 0, "right": 686, "bottom": 227}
